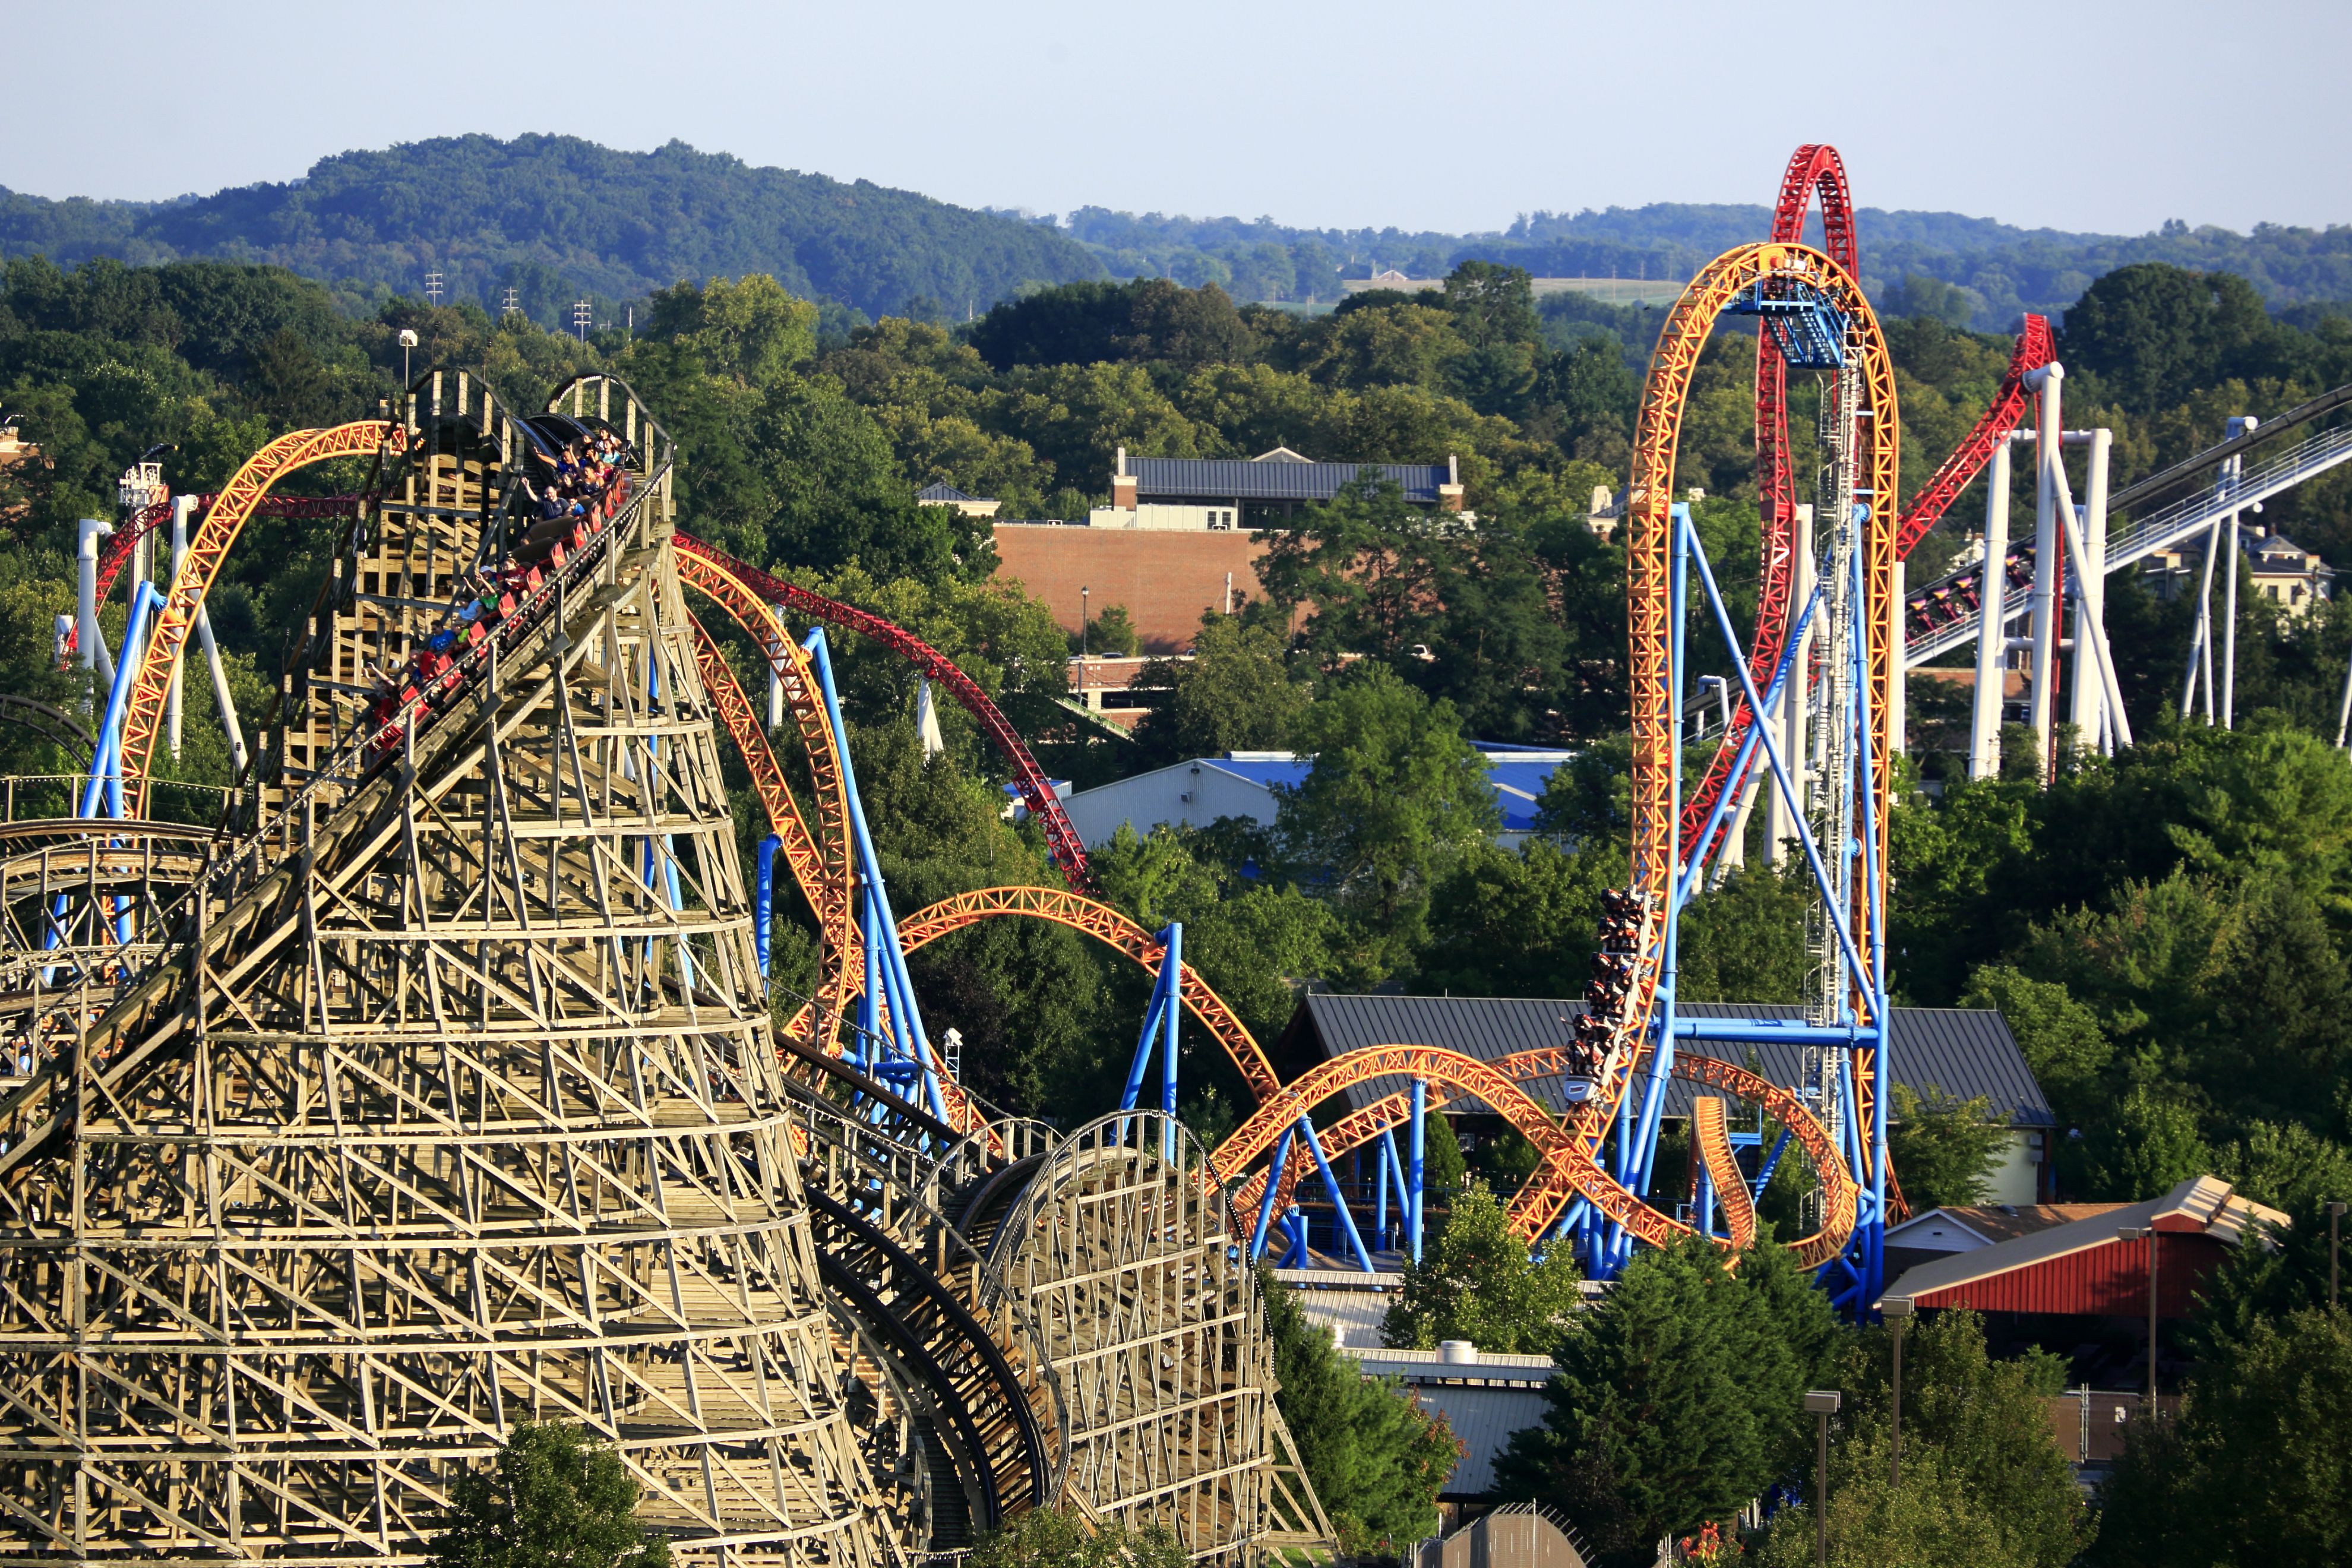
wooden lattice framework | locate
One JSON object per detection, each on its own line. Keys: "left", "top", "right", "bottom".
{"left": 980, "top": 1112, "right": 1330, "bottom": 1560}
{"left": 0, "top": 369, "right": 1333, "bottom": 1567}
{"left": 0, "top": 376, "right": 891, "bottom": 1567}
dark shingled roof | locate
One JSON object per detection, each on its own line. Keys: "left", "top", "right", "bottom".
{"left": 1132, "top": 457, "right": 1450, "bottom": 505}
{"left": 1287, "top": 994, "right": 2054, "bottom": 1128}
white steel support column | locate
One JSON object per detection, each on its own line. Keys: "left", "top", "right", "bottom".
{"left": 1768, "top": 504, "right": 1814, "bottom": 865}
{"left": 2221, "top": 416, "right": 2255, "bottom": 731}
{"left": 767, "top": 668, "right": 783, "bottom": 729}
{"left": 1969, "top": 440, "right": 2013, "bottom": 778}
{"left": 76, "top": 517, "right": 113, "bottom": 688}
{"left": 167, "top": 495, "right": 194, "bottom": 761}
{"left": 2067, "top": 429, "right": 2114, "bottom": 748}
{"left": 2024, "top": 366, "right": 2064, "bottom": 770}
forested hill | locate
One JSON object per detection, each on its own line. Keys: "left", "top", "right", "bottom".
{"left": 0, "top": 135, "right": 1107, "bottom": 324}
{"left": 1064, "top": 203, "right": 2352, "bottom": 332}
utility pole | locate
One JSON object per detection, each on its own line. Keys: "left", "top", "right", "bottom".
{"left": 2119, "top": 1226, "right": 2158, "bottom": 1412}
{"left": 1804, "top": 1390, "right": 1841, "bottom": 1566}
{"left": 573, "top": 299, "right": 593, "bottom": 343}
{"left": 2330, "top": 1201, "right": 2345, "bottom": 1310}
{"left": 1882, "top": 1297, "right": 1913, "bottom": 1488}
{"left": 425, "top": 270, "right": 444, "bottom": 306}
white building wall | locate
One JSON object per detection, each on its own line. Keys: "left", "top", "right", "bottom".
{"left": 1083, "top": 504, "right": 1241, "bottom": 532}
{"left": 1060, "top": 761, "right": 1278, "bottom": 846}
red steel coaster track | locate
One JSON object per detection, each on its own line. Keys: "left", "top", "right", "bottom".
{"left": 672, "top": 533, "right": 1094, "bottom": 892}
{"left": 1678, "top": 146, "right": 2055, "bottom": 865}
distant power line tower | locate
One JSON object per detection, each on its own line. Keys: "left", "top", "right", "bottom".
{"left": 501, "top": 286, "right": 521, "bottom": 320}
{"left": 573, "top": 298, "right": 593, "bottom": 341}
{"left": 424, "top": 269, "right": 444, "bottom": 305}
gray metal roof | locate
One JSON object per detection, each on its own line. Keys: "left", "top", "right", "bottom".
{"left": 1400, "top": 1385, "right": 1553, "bottom": 1497}
{"left": 1292, "top": 994, "right": 2054, "bottom": 1128}
{"left": 915, "top": 480, "right": 978, "bottom": 502}
{"left": 1133, "top": 457, "right": 1449, "bottom": 505}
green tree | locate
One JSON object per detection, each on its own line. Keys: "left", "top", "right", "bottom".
{"left": 1275, "top": 664, "right": 1498, "bottom": 981}
{"left": 1798, "top": 1311, "right": 2087, "bottom": 1568}
{"left": 965, "top": 1508, "right": 1188, "bottom": 1568}
{"left": 429, "top": 1422, "right": 668, "bottom": 1568}
{"left": 1889, "top": 1085, "right": 2011, "bottom": 1210}
{"left": 1261, "top": 1266, "right": 1459, "bottom": 1551}
{"left": 1127, "top": 615, "right": 1311, "bottom": 767}
{"left": 1677, "top": 866, "right": 1809, "bottom": 1004}
{"left": 1490, "top": 1238, "right": 1833, "bottom": 1567}
{"left": 1957, "top": 966, "right": 2111, "bottom": 1128}
{"left": 1074, "top": 603, "right": 1140, "bottom": 656}
{"left": 1380, "top": 1179, "right": 1583, "bottom": 1352}
{"left": 1415, "top": 839, "right": 1617, "bottom": 999}
{"left": 2060, "top": 263, "right": 2294, "bottom": 415}
{"left": 1752, "top": 1434, "right": 2017, "bottom": 1568}
{"left": 2095, "top": 1309, "right": 2352, "bottom": 1568}
{"left": 2070, "top": 1085, "right": 2214, "bottom": 1202}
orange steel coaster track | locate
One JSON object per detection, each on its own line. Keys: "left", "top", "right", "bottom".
{"left": 106, "top": 245, "right": 1956, "bottom": 1307}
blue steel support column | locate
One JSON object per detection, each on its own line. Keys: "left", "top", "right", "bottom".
{"left": 1617, "top": 506, "right": 1692, "bottom": 1269}
{"left": 1408, "top": 1079, "right": 1427, "bottom": 1264}
{"left": 1298, "top": 1115, "right": 1374, "bottom": 1273}
{"left": 1159, "top": 924, "right": 1181, "bottom": 1155}
{"left": 1851, "top": 526, "right": 1892, "bottom": 1305}
{"left": 754, "top": 835, "right": 780, "bottom": 978}
{"left": 1375, "top": 1137, "right": 1391, "bottom": 1247}
{"left": 1251, "top": 1130, "right": 1294, "bottom": 1262}
{"left": 807, "top": 629, "right": 948, "bottom": 1121}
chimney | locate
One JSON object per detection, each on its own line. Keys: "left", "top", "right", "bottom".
{"left": 1438, "top": 453, "right": 1465, "bottom": 513}
{"left": 1112, "top": 445, "right": 1138, "bottom": 510}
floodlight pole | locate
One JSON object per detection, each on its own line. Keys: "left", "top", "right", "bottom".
{"left": 2329, "top": 1201, "right": 2345, "bottom": 1310}
{"left": 1882, "top": 1297, "right": 1913, "bottom": 1489}
{"left": 1804, "top": 1389, "right": 1841, "bottom": 1567}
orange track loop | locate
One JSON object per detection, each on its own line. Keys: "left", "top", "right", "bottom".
{"left": 894, "top": 886, "right": 1284, "bottom": 1104}
{"left": 673, "top": 551, "right": 860, "bottom": 1042}
{"left": 889, "top": 890, "right": 1857, "bottom": 1263}
{"left": 1692, "top": 1096, "right": 1759, "bottom": 1250}
{"left": 1607, "top": 242, "right": 1898, "bottom": 1198}
{"left": 679, "top": 560, "right": 991, "bottom": 1140}
{"left": 1230, "top": 1045, "right": 1852, "bottom": 1266}
{"left": 121, "top": 421, "right": 402, "bottom": 815}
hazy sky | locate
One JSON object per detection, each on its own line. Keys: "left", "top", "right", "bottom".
{"left": 15, "top": 0, "right": 2350, "bottom": 238}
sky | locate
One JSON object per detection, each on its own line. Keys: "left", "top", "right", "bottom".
{"left": 14, "top": 0, "right": 2351, "bottom": 239}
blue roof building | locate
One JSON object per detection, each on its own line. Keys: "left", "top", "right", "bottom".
{"left": 1056, "top": 745, "right": 1572, "bottom": 850}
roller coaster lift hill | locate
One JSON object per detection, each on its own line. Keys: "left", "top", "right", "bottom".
{"left": 23, "top": 140, "right": 2348, "bottom": 1563}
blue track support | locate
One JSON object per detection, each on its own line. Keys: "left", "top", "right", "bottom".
{"left": 78, "top": 584, "right": 164, "bottom": 821}
{"left": 1382, "top": 1128, "right": 1410, "bottom": 1226}
{"left": 1408, "top": 1079, "right": 1427, "bottom": 1264}
{"left": 1613, "top": 507, "right": 1690, "bottom": 1274}
{"left": 1676, "top": 588, "right": 1821, "bottom": 908}
{"left": 805, "top": 629, "right": 949, "bottom": 1123}
{"left": 1251, "top": 1130, "right": 1293, "bottom": 1262}
{"left": 1159, "top": 927, "right": 1181, "bottom": 1140}
{"left": 1118, "top": 924, "right": 1183, "bottom": 1161}
{"left": 1753, "top": 1128, "right": 1793, "bottom": 1199}
{"left": 1682, "top": 517, "right": 1873, "bottom": 989}
{"left": 1282, "top": 1207, "right": 1310, "bottom": 1269}
{"left": 1375, "top": 1136, "right": 1391, "bottom": 1245}
{"left": 1695, "top": 1158, "right": 1715, "bottom": 1240}
{"left": 754, "top": 836, "right": 780, "bottom": 978}
{"left": 1298, "top": 1115, "right": 1374, "bottom": 1272}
